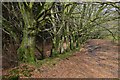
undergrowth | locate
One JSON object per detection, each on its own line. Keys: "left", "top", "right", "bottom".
{"left": 2, "top": 47, "right": 81, "bottom": 79}
{"left": 36, "top": 47, "right": 80, "bottom": 67}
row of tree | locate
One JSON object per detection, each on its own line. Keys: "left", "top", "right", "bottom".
{"left": 2, "top": 2, "right": 119, "bottom": 64}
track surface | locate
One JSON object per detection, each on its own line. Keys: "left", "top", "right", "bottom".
{"left": 31, "top": 39, "right": 119, "bottom": 78}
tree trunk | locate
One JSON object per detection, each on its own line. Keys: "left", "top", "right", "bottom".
{"left": 17, "top": 3, "right": 37, "bottom": 64}
{"left": 17, "top": 28, "right": 36, "bottom": 64}
{"left": 41, "top": 39, "right": 46, "bottom": 59}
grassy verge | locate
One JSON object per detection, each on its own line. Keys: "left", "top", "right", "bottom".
{"left": 36, "top": 47, "right": 80, "bottom": 68}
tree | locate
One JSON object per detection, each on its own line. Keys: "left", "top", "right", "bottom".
{"left": 2, "top": 2, "right": 119, "bottom": 64}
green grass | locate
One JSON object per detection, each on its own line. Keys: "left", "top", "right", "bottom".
{"left": 36, "top": 48, "right": 80, "bottom": 68}
{"left": 2, "top": 73, "right": 19, "bottom": 80}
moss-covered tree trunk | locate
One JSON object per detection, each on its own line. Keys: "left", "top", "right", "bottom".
{"left": 18, "top": 29, "right": 36, "bottom": 63}
{"left": 17, "top": 3, "right": 36, "bottom": 64}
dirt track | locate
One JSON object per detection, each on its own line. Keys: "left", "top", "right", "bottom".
{"left": 32, "top": 39, "right": 119, "bottom": 78}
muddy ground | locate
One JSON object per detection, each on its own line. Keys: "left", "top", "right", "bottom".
{"left": 31, "top": 39, "right": 119, "bottom": 78}
{"left": 2, "top": 39, "right": 119, "bottom": 78}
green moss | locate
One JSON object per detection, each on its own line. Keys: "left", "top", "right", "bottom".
{"left": 3, "top": 69, "right": 19, "bottom": 80}
{"left": 3, "top": 75, "right": 19, "bottom": 80}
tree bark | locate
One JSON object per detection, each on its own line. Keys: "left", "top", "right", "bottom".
{"left": 17, "top": 28, "right": 36, "bottom": 64}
